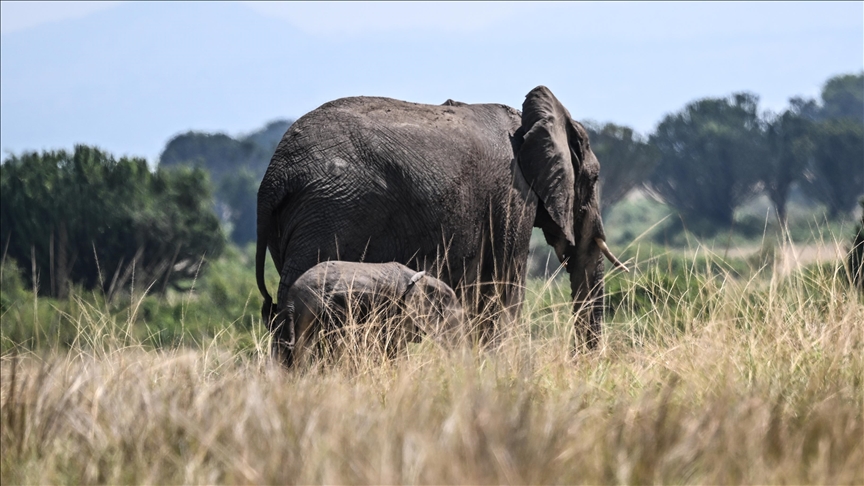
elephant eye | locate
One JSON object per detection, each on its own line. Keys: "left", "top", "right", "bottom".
{"left": 580, "top": 170, "right": 598, "bottom": 185}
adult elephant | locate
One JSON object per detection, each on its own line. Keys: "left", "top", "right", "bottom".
{"left": 257, "top": 86, "right": 626, "bottom": 361}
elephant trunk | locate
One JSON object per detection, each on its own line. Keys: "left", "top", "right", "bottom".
{"left": 568, "top": 249, "right": 605, "bottom": 349}
{"left": 566, "top": 212, "right": 612, "bottom": 349}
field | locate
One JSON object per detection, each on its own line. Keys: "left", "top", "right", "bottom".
{"left": 1, "top": 206, "right": 863, "bottom": 484}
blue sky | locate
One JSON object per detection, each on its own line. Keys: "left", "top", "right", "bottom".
{"left": 1, "top": 1, "right": 862, "bottom": 164}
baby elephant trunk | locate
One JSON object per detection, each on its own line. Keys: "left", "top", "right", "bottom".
{"left": 269, "top": 302, "right": 296, "bottom": 367}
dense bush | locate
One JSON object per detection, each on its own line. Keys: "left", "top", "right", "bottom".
{"left": 0, "top": 145, "right": 224, "bottom": 299}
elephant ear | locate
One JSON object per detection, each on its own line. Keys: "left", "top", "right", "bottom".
{"left": 400, "top": 271, "right": 427, "bottom": 301}
{"left": 518, "top": 86, "right": 577, "bottom": 247}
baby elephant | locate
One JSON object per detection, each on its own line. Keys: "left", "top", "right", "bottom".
{"left": 269, "top": 261, "right": 464, "bottom": 367}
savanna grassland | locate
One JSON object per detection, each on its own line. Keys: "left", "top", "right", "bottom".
{"left": 1, "top": 213, "right": 863, "bottom": 484}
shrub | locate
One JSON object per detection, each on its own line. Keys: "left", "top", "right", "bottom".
{"left": 0, "top": 145, "right": 225, "bottom": 299}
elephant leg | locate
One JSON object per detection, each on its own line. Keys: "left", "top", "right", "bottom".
{"left": 472, "top": 257, "right": 508, "bottom": 346}
{"left": 481, "top": 217, "right": 531, "bottom": 343}
{"left": 270, "top": 253, "right": 324, "bottom": 367}
{"left": 456, "top": 230, "right": 523, "bottom": 345}
{"left": 290, "top": 308, "right": 322, "bottom": 368}
{"left": 270, "top": 305, "right": 295, "bottom": 368}
{"left": 480, "top": 270, "right": 526, "bottom": 346}
{"left": 486, "top": 193, "right": 534, "bottom": 333}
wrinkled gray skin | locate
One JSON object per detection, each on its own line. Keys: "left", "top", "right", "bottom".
{"left": 275, "top": 261, "right": 464, "bottom": 366}
{"left": 258, "top": 86, "right": 609, "bottom": 360}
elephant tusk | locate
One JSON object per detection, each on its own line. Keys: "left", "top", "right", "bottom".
{"left": 595, "top": 238, "right": 629, "bottom": 272}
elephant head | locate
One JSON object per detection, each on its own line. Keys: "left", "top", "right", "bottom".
{"left": 402, "top": 271, "right": 466, "bottom": 344}
{"left": 516, "top": 86, "right": 627, "bottom": 348}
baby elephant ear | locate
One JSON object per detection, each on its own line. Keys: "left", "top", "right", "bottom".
{"left": 518, "top": 86, "right": 576, "bottom": 247}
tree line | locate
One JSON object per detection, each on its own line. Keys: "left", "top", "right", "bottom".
{"left": 1, "top": 73, "right": 860, "bottom": 298}
{"left": 1, "top": 146, "right": 224, "bottom": 299}
{"left": 593, "top": 72, "right": 863, "bottom": 229}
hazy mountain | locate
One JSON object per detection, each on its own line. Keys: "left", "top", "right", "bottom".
{"left": 159, "top": 119, "right": 293, "bottom": 182}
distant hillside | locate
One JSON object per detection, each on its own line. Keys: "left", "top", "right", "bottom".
{"left": 241, "top": 120, "right": 295, "bottom": 162}
{"left": 159, "top": 119, "right": 292, "bottom": 182}
{"left": 158, "top": 119, "right": 293, "bottom": 245}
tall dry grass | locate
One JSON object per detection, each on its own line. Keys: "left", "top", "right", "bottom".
{"left": 1, "top": 245, "right": 862, "bottom": 484}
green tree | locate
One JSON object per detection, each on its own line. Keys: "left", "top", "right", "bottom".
{"left": 0, "top": 145, "right": 224, "bottom": 298}
{"left": 796, "top": 73, "right": 864, "bottom": 219}
{"left": 820, "top": 72, "right": 864, "bottom": 123}
{"left": 804, "top": 119, "right": 864, "bottom": 219}
{"left": 584, "top": 122, "right": 658, "bottom": 216}
{"left": 646, "top": 93, "right": 766, "bottom": 229}
{"left": 762, "top": 101, "right": 816, "bottom": 225}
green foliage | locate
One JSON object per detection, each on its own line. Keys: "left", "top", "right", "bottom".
{"left": 158, "top": 119, "right": 292, "bottom": 244}
{"left": 0, "top": 259, "right": 27, "bottom": 315}
{"left": 639, "top": 73, "right": 861, "bottom": 237}
{"left": 763, "top": 106, "right": 815, "bottom": 224}
{"left": 0, "top": 145, "right": 224, "bottom": 299}
{"left": 584, "top": 121, "right": 659, "bottom": 216}
{"left": 803, "top": 119, "right": 864, "bottom": 219}
{"left": 820, "top": 72, "right": 864, "bottom": 123}
{"left": 604, "top": 248, "right": 744, "bottom": 319}
{"left": 646, "top": 93, "right": 766, "bottom": 230}
{"left": 602, "top": 196, "right": 674, "bottom": 246}
{"left": 526, "top": 244, "right": 753, "bottom": 346}
{"left": 788, "top": 73, "right": 864, "bottom": 220}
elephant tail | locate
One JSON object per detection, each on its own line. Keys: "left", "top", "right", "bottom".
{"left": 257, "top": 220, "right": 279, "bottom": 327}
{"left": 256, "top": 235, "right": 272, "bottom": 305}
{"left": 256, "top": 161, "right": 289, "bottom": 307}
